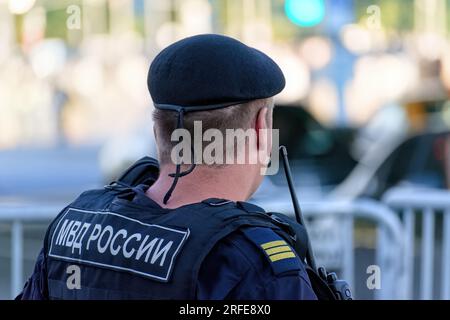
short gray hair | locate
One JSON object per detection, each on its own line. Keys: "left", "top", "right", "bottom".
{"left": 153, "top": 98, "right": 274, "bottom": 165}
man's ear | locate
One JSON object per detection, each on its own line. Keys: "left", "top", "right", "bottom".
{"left": 255, "top": 107, "right": 269, "bottom": 151}
{"left": 153, "top": 125, "right": 158, "bottom": 143}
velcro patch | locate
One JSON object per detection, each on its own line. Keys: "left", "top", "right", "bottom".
{"left": 242, "top": 227, "right": 301, "bottom": 275}
{"left": 49, "top": 208, "right": 189, "bottom": 282}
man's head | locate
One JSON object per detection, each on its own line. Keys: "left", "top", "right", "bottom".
{"left": 147, "top": 34, "right": 284, "bottom": 202}
{"left": 153, "top": 98, "right": 274, "bottom": 164}
{"left": 153, "top": 97, "right": 274, "bottom": 196}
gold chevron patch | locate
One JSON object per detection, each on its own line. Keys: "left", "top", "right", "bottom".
{"left": 260, "top": 240, "right": 296, "bottom": 262}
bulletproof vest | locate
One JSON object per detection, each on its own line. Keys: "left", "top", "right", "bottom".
{"left": 43, "top": 157, "right": 338, "bottom": 300}
{"left": 43, "top": 182, "right": 309, "bottom": 299}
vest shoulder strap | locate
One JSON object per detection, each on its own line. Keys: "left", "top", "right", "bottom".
{"left": 241, "top": 227, "right": 302, "bottom": 276}
{"left": 117, "top": 156, "right": 159, "bottom": 187}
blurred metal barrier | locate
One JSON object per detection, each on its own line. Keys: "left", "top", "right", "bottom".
{"left": 254, "top": 198, "right": 405, "bottom": 299}
{"left": 0, "top": 199, "right": 405, "bottom": 299}
{"left": 0, "top": 203, "right": 62, "bottom": 299}
{"left": 383, "top": 187, "right": 450, "bottom": 300}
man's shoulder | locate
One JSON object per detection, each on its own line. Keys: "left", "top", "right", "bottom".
{"left": 233, "top": 227, "right": 305, "bottom": 275}
{"left": 210, "top": 226, "right": 306, "bottom": 277}
{"left": 197, "top": 226, "right": 316, "bottom": 299}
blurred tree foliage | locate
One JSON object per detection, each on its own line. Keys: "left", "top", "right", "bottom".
{"left": 354, "top": 0, "right": 414, "bottom": 32}
{"left": 29, "top": 0, "right": 450, "bottom": 43}
{"left": 46, "top": 7, "right": 68, "bottom": 39}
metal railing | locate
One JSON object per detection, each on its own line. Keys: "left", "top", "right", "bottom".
{"left": 383, "top": 186, "right": 450, "bottom": 300}
{"left": 0, "top": 203, "right": 62, "bottom": 299}
{"left": 1, "top": 199, "right": 405, "bottom": 299}
{"left": 254, "top": 197, "right": 406, "bottom": 299}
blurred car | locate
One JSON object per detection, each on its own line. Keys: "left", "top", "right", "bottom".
{"left": 335, "top": 99, "right": 450, "bottom": 200}
{"left": 255, "top": 100, "right": 450, "bottom": 205}
{"left": 252, "top": 104, "right": 358, "bottom": 203}
{"left": 98, "top": 132, "right": 157, "bottom": 184}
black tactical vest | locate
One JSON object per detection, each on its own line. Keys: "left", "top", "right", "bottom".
{"left": 43, "top": 157, "right": 337, "bottom": 300}
{"left": 43, "top": 182, "right": 306, "bottom": 299}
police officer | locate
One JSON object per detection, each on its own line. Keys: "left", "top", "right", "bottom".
{"left": 18, "top": 34, "right": 317, "bottom": 300}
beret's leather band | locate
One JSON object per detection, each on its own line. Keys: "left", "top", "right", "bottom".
{"left": 153, "top": 100, "right": 250, "bottom": 113}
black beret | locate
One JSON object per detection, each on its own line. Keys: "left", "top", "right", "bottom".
{"left": 148, "top": 34, "right": 285, "bottom": 111}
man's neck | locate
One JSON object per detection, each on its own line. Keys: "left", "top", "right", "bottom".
{"left": 145, "top": 165, "right": 255, "bottom": 209}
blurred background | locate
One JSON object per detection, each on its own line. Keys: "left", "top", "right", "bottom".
{"left": 1, "top": 0, "right": 450, "bottom": 300}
